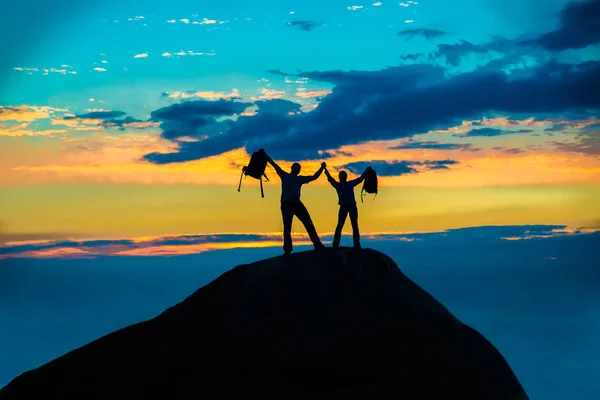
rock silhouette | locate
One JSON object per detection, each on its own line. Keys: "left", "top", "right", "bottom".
{"left": 0, "top": 248, "right": 529, "bottom": 399}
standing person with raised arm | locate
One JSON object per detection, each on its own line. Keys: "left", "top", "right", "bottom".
{"left": 324, "top": 164, "right": 372, "bottom": 249}
{"left": 262, "top": 150, "right": 326, "bottom": 255}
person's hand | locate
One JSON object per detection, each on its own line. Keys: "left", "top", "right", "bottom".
{"left": 321, "top": 162, "right": 327, "bottom": 168}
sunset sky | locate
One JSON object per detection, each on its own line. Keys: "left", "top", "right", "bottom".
{"left": 1, "top": 0, "right": 599, "bottom": 256}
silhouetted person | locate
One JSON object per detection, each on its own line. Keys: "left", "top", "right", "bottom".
{"left": 324, "top": 164, "right": 372, "bottom": 249}
{"left": 263, "top": 150, "right": 325, "bottom": 255}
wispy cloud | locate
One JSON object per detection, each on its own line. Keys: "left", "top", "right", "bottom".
{"left": 134, "top": 53, "right": 149, "bottom": 58}
{"left": 347, "top": 5, "right": 364, "bottom": 11}
{"left": 167, "top": 17, "right": 228, "bottom": 25}
{"left": 162, "top": 90, "right": 241, "bottom": 100}
{"left": 162, "top": 50, "right": 216, "bottom": 58}
{"left": 0, "top": 106, "right": 67, "bottom": 122}
{"left": 92, "top": 67, "right": 107, "bottom": 72}
{"left": 250, "top": 88, "right": 286, "bottom": 101}
{"left": 1, "top": 225, "right": 595, "bottom": 259}
{"left": 13, "top": 66, "right": 77, "bottom": 75}
{"left": 295, "top": 89, "right": 332, "bottom": 99}
{"left": 392, "top": 141, "right": 481, "bottom": 151}
{"left": 0, "top": 125, "right": 66, "bottom": 137}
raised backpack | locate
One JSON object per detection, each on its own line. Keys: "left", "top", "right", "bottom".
{"left": 361, "top": 168, "right": 378, "bottom": 203}
{"left": 238, "top": 149, "right": 270, "bottom": 198}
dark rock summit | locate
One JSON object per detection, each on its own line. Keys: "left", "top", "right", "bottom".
{"left": 0, "top": 248, "right": 529, "bottom": 399}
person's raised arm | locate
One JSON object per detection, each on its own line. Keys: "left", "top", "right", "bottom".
{"left": 303, "top": 162, "right": 325, "bottom": 183}
{"left": 262, "top": 149, "right": 285, "bottom": 178}
{"left": 323, "top": 165, "right": 339, "bottom": 188}
{"left": 349, "top": 166, "right": 371, "bottom": 187}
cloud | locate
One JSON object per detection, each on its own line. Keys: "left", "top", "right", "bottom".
{"left": 521, "top": 0, "right": 600, "bottom": 51}
{"left": 287, "top": 20, "right": 320, "bottom": 31}
{"left": 347, "top": 5, "right": 364, "bottom": 11}
{"left": 398, "top": 28, "right": 446, "bottom": 40}
{"left": 162, "top": 50, "right": 216, "bottom": 58}
{"left": 13, "top": 66, "right": 77, "bottom": 76}
{"left": 0, "top": 126, "right": 66, "bottom": 137}
{"left": 52, "top": 110, "right": 153, "bottom": 131}
{"left": 69, "top": 111, "right": 127, "bottom": 120}
{"left": 392, "top": 141, "right": 481, "bottom": 151}
{"left": 461, "top": 127, "right": 506, "bottom": 137}
{"left": 250, "top": 88, "right": 286, "bottom": 101}
{"left": 295, "top": 89, "right": 332, "bottom": 99}
{"left": 142, "top": 58, "right": 600, "bottom": 163}
{"left": 0, "top": 106, "right": 66, "bottom": 122}
{"left": 141, "top": 100, "right": 250, "bottom": 159}
{"left": 492, "top": 146, "right": 525, "bottom": 154}
{"left": 134, "top": 53, "right": 149, "bottom": 58}
{"left": 162, "top": 90, "right": 241, "bottom": 100}
{"left": 5, "top": 224, "right": 591, "bottom": 259}
{"left": 342, "top": 159, "right": 459, "bottom": 176}
{"left": 553, "top": 129, "right": 600, "bottom": 155}
{"left": 93, "top": 67, "right": 107, "bottom": 72}
{"left": 460, "top": 127, "right": 534, "bottom": 137}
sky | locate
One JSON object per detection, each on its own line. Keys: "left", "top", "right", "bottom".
{"left": 0, "top": 0, "right": 599, "bottom": 248}
{"left": 1, "top": 1, "right": 599, "bottom": 396}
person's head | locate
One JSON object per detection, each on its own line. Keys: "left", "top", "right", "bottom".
{"left": 291, "top": 162, "right": 301, "bottom": 175}
{"left": 339, "top": 171, "right": 348, "bottom": 183}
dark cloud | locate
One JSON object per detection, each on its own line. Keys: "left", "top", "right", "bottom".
{"left": 143, "top": 60, "right": 600, "bottom": 163}
{"left": 461, "top": 127, "right": 534, "bottom": 137}
{"left": 521, "top": 0, "right": 600, "bottom": 51}
{"left": 255, "top": 99, "right": 302, "bottom": 115}
{"left": 151, "top": 100, "right": 249, "bottom": 121}
{"left": 553, "top": 129, "right": 600, "bottom": 155}
{"left": 398, "top": 28, "right": 446, "bottom": 40}
{"left": 545, "top": 123, "right": 568, "bottom": 132}
{"left": 392, "top": 141, "right": 481, "bottom": 151}
{"left": 287, "top": 20, "right": 320, "bottom": 31}
{"left": 423, "top": 159, "right": 460, "bottom": 169}
{"left": 343, "top": 161, "right": 416, "bottom": 176}
{"left": 341, "top": 159, "right": 459, "bottom": 177}
{"left": 61, "top": 110, "right": 153, "bottom": 131}
{"left": 462, "top": 128, "right": 507, "bottom": 137}
{"left": 69, "top": 111, "right": 127, "bottom": 120}
{"left": 492, "top": 146, "right": 525, "bottom": 154}
{"left": 144, "top": 99, "right": 250, "bottom": 148}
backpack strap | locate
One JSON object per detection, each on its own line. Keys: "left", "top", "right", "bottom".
{"left": 263, "top": 172, "right": 270, "bottom": 182}
{"left": 361, "top": 188, "right": 365, "bottom": 203}
{"left": 260, "top": 177, "right": 265, "bottom": 198}
{"left": 237, "top": 168, "right": 245, "bottom": 192}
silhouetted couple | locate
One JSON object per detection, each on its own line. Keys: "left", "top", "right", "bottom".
{"left": 263, "top": 150, "right": 371, "bottom": 255}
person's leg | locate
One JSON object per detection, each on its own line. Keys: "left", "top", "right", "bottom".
{"left": 349, "top": 203, "right": 360, "bottom": 248}
{"left": 295, "top": 202, "right": 324, "bottom": 249}
{"left": 333, "top": 205, "right": 349, "bottom": 248}
{"left": 281, "top": 202, "right": 294, "bottom": 254}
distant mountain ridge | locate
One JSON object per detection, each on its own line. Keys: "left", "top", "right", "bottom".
{"left": 0, "top": 248, "right": 529, "bottom": 399}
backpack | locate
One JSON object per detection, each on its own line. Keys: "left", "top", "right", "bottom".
{"left": 361, "top": 168, "right": 378, "bottom": 203}
{"left": 237, "top": 149, "right": 270, "bottom": 198}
